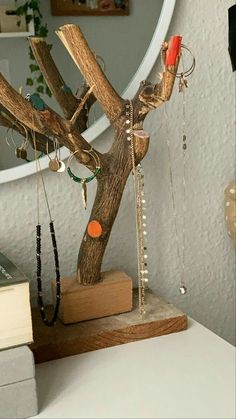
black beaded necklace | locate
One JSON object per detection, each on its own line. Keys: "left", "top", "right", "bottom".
{"left": 33, "top": 132, "right": 61, "bottom": 327}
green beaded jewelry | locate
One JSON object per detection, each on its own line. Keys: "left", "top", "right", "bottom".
{"left": 67, "top": 166, "right": 100, "bottom": 183}
{"left": 67, "top": 148, "right": 101, "bottom": 209}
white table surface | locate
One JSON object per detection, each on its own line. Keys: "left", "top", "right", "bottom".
{"left": 32, "top": 319, "right": 235, "bottom": 419}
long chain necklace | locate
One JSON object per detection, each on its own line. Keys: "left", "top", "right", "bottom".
{"left": 33, "top": 132, "right": 61, "bottom": 326}
{"left": 126, "top": 100, "right": 149, "bottom": 315}
{"left": 163, "top": 47, "right": 195, "bottom": 295}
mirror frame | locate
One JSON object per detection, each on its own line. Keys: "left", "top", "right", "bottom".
{"left": 0, "top": 0, "right": 176, "bottom": 184}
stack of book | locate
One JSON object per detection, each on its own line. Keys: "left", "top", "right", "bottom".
{"left": 0, "top": 253, "right": 38, "bottom": 419}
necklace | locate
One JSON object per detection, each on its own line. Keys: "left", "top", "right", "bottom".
{"left": 163, "top": 44, "right": 195, "bottom": 295}
{"left": 126, "top": 100, "right": 149, "bottom": 315}
{"left": 33, "top": 132, "right": 61, "bottom": 326}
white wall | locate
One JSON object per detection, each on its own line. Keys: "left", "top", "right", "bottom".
{"left": 0, "top": 0, "right": 235, "bottom": 345}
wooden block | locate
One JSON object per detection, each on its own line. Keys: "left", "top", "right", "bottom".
{"left": 51, "top": 270, "right": 133, "bottom": 324}
{"left": 30, "top": 290, "right": 187, "bottom": 363}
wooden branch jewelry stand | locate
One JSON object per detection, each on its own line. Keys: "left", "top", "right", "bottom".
{"left": 0, "top": 25, "right": 189, "bottom": 361}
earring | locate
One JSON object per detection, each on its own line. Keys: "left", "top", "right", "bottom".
{"left": 5, "top": 125, "right": 43, "bottom": 162}
{"left": 67, "top": 148, "right": 101, "bottom": 209}
{"left": 47, "top": 138, "right": 65, "bottom": 172}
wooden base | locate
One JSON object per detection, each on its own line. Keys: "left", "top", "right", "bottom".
{"left": 30, "top": 290, "right": 187, "bottom": 363}
{"left": 51, "top": 270, "right": 133, "bottom": 324}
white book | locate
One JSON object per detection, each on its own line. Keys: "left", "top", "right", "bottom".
{"left": 0, "top": 253, "right": 33, "bottom": 351}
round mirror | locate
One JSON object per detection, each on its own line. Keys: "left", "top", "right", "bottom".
{"left": 0, "top": 0, "right": 176, "bottom": 183}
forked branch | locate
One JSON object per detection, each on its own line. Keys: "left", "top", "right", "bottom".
{"left": 57, "top": 24, "right": 123, "bottom": 123}
{"left": 0, "top": 74, "right": 102, "bottom": 168}
{"left": 29, "top": 37, "right": 79, "bottom": 119}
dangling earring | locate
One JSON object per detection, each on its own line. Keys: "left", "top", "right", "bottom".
{"left": 5, "top": 125, "right": 43, "bottom": 162}
{"left": 47, "top": 137, "right": 65, "bottom": 172}
{"left": 162, "top": 43, "right": 196, "bottom": 295}
{"left": 67, "top": 148, "right": 101, "bottom": 209}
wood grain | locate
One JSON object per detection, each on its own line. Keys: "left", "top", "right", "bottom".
{"left": 51, "top": 270, "right": 133, "bottom": 323}
{"left": 30, "top": 290, "right": 188, "bottom": 363}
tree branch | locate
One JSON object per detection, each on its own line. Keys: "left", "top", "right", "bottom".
{"left": 70, "top": 84, "right": 95, "bottom": 130}
{"left": 29, "top": 37, "right": 79, "bottom": 118}
{"left": 0, "top": 74, "right": 102, "bottom": 168}
{"left": 56, "top": 24, "right": 123, "bottom": 123}
{"left": 133, "top": 49, "right": 180, "bottom": 122}
{"left": 0, "top": 109, "right": 54, "bottom": 154}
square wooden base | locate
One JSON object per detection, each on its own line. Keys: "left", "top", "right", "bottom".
{"left": 30, "top": 290, "right": 187, "bottom": 363}
{"left": 51, "top": 270, "right": 133, "bottom": 324}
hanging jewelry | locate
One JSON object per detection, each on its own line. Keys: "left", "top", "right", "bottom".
{"left": 126, "top": 100, "right": 149, "bottom": 316}
{"left": 32, "top": 131, "right": 61, "bottom": 327}
{"left": 67, "top": 148, "right": 101, "bottom": 209}
{"left": 47, "top": 138, "right": 62, "bottom": 172}
{"left": 5, "top": 125, "right": 43, "bottom": 162}
{"left": 162, "top": 43, "right": 196, "bottom": 295}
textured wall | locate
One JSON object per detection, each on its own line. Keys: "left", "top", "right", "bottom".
{"left": 0, "top": 0, "right": 235, "bottom": 345}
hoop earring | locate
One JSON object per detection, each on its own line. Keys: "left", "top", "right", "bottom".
{"left": 5, "top": 125, "right": 43, "bottom": 162}
{"left": 15, "top": 123, "right": 30, "bottom": 161}
{"left": 163, "top": 44, "right": 196, "bottom": 92}
{"left": 67, "top": 148, "right": 101, "bottom": 209}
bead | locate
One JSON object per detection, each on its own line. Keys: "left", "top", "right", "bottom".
{"left": 183, "top": 134, "right": 187, "bottom": 142}
{"left": 126, "top": 129, "right": 131, "bottom": 133}
{"left": 143, "top": 278, "right": 148, "bottom": 283}
{"left": 142, "top": 199, "right": 146, "bottom": 204}
{"left": 144, "top": 254, "right": 148, "bottom": 259}
{"left": 142, "top": 215, "right": 146, "bottom": 219}
{"left": 230, "top": 188, "right": 235, "bottom": 194}
{"left": 126, "top": 120, "right": 130, "bottom": 124}
{"left": 183, "top": 143, "right": 187, "bottom": 150}
{"left": 143, "top": 231, "right": 147, "bottom": 235}
{"left": 144, "top": 269, "right": 148, "bottom": 274}
{"left": 143, "top": 223, "right": 146, "bottom": 227}
{"left": 127, "top": 136, "right": 131, "bottom": 141}
{"left": 179, "top": 285, "right": 187, "bottom": 295}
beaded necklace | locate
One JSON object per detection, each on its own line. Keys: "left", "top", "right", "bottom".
{"left": 33, "top": 132, "right": 61, "bottom": 326}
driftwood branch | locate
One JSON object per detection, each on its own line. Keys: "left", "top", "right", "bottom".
{"left": 0, "top": 74, "right": 101, "bottom": 168}
{"left": 57, "top": 24, "right": 123, "bottom": 123}
{"left": 29, "top": 37, "right": 96, "bottom": 132}
{"left": 29, "top": 37, "right": 79, "bottom": 119}
{"left": 0, "top": 109, "right": 54, "bottom": 154}
{"left": 70, "top": 84, "right": 95, "bottom": 130}
{"left": 0, "top": 28, "right": 182, "bottom": 286}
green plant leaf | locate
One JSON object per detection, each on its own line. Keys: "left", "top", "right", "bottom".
{"left": 37, "top": 74, "right": 44, "bottom": 84}
{"left": 26, "top": 78, "right": 33, "bottom": 86}
{"left": 36, "top": 85, "right": 44, "bottom": 94}
{"left": 45, "top": 86, "right": 52, "bottom": 97}
{"left": 30, "top": 64, "right": 40, "bottom": 72}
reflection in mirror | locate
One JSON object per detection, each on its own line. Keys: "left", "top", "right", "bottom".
{"left": 0, "top": 0, "right": 164, "bottom": 170}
